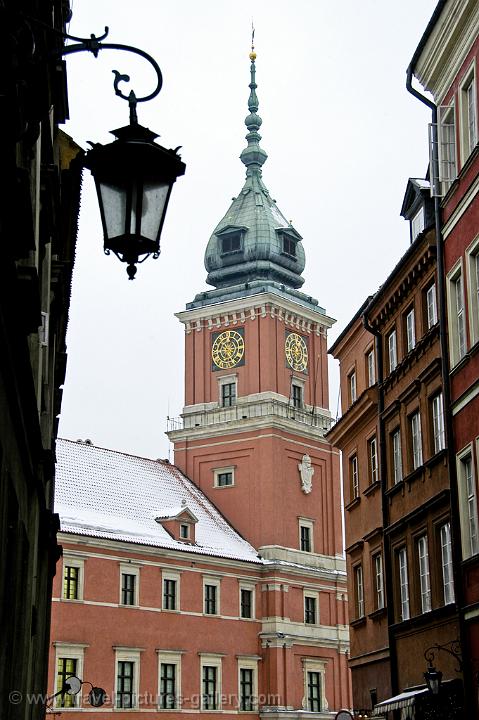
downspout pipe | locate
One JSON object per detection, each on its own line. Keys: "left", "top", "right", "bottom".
{"left": 406, "top": 65, "right": 470, "bottom": 709}
{"left": 362, "top": 311, "right": 399, "bottom": 698}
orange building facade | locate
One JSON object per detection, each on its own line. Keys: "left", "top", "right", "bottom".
{"left": 48, "top": 46, "right": 351, "bottom": 719}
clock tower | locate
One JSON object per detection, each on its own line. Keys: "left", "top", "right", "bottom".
{"left": 167, "top": 46, "right": 343, "bottom": 566}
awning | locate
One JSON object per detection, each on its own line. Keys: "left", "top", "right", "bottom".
{"left": 373, "top": 686, "right": 429, "bottom": 714}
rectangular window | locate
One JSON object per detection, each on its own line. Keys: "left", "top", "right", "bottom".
{"left": 426, "top": 283, "right": 438, "bottom": 329}
{"left": 388, "top": 330, "right": 397, "bottom": 372}
{"left": 355, "top": 565, "right": 364, "bottom": 618}
{"left": 374, "top": 553, "right": 384, "bottom": 610}
{"left": 304, "top": 596, "right": 317, "bottom": 625}
{"left": 239, "top": 668, "right": 254, "bottom": 711}
{"left": 458, "top": 454, "right": 479, "bottom": 558}
{"left": 217, "top": 471, "right": 233, "bottom": 487}
{"left": 160, "top": 663, "right": 177, "bottom": 709}
{"left": 350, "top": 455, "right": 359, "bottom": 500}
{"left": 369, "top": 436, "right": 378, "bottom": 485}
{"left": 180, "top": 523, "right": 189, "bottom": 539}
{"left": 56, "top": 658, "right": 78, "bottom": 708}
{"left": 63, "top": 566, "right": 79, "bottom": 600}
{"left": 367, "top": 349, "right": 376, "bottom": 386}
{"left": 300, "top": 524, "right": 312, "bottom": 552}
{"left": 283, "top": 236, "right": 297, "bottom": 257}
{"left": 438, "top": 104, "right": 457, "bottom": 191}
{"left": 411, "top": 207, "right": 425, "bottom": 240}
{"left": 432, "top": 393, "right": 445, "bottom": 453}
{"left": 455, "top": 274, "right": 466, "bottom": 360}
{"left": 406, "top": 308, "right": 416, "bottom": 352}
{"left": 440, "top": 522, "right": 455, "bottom": 604}
{"left": 349, "top": 370, "right": 357, "bottom": 404}
{"left": 392, "top": 429, "right": 403, "bottom": 484}
{"left": 240, "top": 588, "right": 253, "bottom": 619}
{"left": 411, "top": 412, "right": 423, "bottom": 470}
{"left": 307, "top": 671, "right": 321, "bottom": 712}
{"left": 202, "top": 666, "right": 217, "bottom": 710}
{"left": 221, "top": 234, "right": 241, "bottom": 253}
{"left": 418, "top": 535, "right": 432, "bottom": 613}
{"left": 462, "top": 74, "right": 478, "bottom": 158}
{"left": 221, "top": 382, "right": 236, "bottom": 407}
{"left": 121, "top": 573, "right": 136, "bottom": 606}
{"left": 292, "top": 383, "right": 303, "bottom": 409}
{"left": 117, "top": 661, "right": 135, "bottom": 709}
{"left": 398, "top": 548, "right": 410, "bottom": 621}
{"left": 163, "top": 579, "right": 177, "bottom": 611}
{"left": 204, "top": 584, "right": 218, "bottom": 615}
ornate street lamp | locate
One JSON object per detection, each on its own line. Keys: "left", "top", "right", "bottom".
{"left": 423, "top": 640, "right": 462, "bottom": 697}
{"left": 58, "top": 28, "right": 186, "bottom": 279}
{"left": 424, "top": 663, "right": 443, "bottom": 696}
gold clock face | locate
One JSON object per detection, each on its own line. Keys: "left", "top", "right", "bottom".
{"left": 285, "top": 332, "right": 308, "bottom": 372}
{"left": 211, "top": 330, "right": 245, "bottom": 370}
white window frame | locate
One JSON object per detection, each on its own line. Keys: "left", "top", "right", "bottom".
{"left": 62, "top": 555, "right": 84, "bottom": 601}
{"left": 388, "top": 329, "right": 398, "bottom": 372}
{"left": 239, "top": 582, "right": 255, "bottom": 620}
{"left": 466, "top": 236, "right": 479, "bottom": 346}
{"left": 304, "top": 590, "right": 319, "bottom": 626}
{"left": 432, "top": 393, "right": 446, "bottom": 454}
{"left": 237, "top": 657, "right": 259, "bottom": 712}
{"left": 299, "top": 518, "right": 314, "bottom": 553}
{"left": 373, "top": 553, "right": 384, "bottom": 610}
{"left": 354, "top": 564, "right": 364, "bottom": 618}
{"left": 162, "top": 571, "right": 180, "bottom": 612}
{"left": 438, "top": 103, "right": 457, "bottom": 192}
{"left": 349, "top": 369, "right": 357, "bottom": 405}
{"left": 291, "top": 377, "right": 305, "bottom": 409}
{"left": 369, "top": 436, "right": 378, "bottom": 485}
{"left": 200, "top": 654, "right": 223, "bottom": 711}
{"left": 114, "top": 647, "right": 142, "bottom": 710}
{"left": 410, "top": 411, "right": 423, "bottom": 470}
{"left": 398, "top": 548, "right": 410, "bottom": 621}
{"left": 367, "top": 348, "right": 376, "bottom": 386}
{"left": 119, "top": 564, "right": 140, "bottom": 607}
{"left": 459, "top": 63, "right": 478, "bottom": 162}
{"left": 350, "top": 454, "right": 359, "bottom": 500}
{"left": 213, "top": 466, "right": 235, "bottom": 488}
{"left": 447, "top": 261, "right": 467, "bottom": 366}
{"left": 406, "top": 308, "right": 416, "bottom": 353}
{"left": 157, "top": 650, "right": 183, "bottom": 711}
{"left": 302, "top": 658, "right": 327, "bottom": 712}
{"left": 440, "top": 522, "right": 455, "bottom": 605}
{"left": 203, "top": 576, "right": 221, "bottom": 616}
{"left": 53, "top": 642, "right": 87, "bottom": 708}
{"left": 411, "top": 206, "right": 425, "bottom": 240}
{"left": 426, "top": 283, "right": 438, "bottom": 330}
{"left": 392, "top": 429, "right": 403, "bottom": 484}
{"left": 417, "top": 535, "right": 432, "bottom": 613}
{"left": 218, "top": 373, "right": 238, "bottom": 408}
{"left": 457, "top": 446, "right": 479, "bottom": 560}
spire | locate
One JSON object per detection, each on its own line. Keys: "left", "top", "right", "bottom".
{"left": 240, "top": 29, "right": 268, "bottom": 174}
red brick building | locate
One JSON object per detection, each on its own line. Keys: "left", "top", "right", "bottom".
{"left": 48, "top": 47, "right": 351, "bottom": 718}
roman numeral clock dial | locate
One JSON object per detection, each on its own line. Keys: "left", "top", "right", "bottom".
{"left": 211, "top": 329, "right": 245, "bottom": 370}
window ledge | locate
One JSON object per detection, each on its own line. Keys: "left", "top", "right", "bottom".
{"left": 345, "top": 497, "right": 361, "bottom": 512}
{"left": 368, "top": 607, "right": 387, "bottom": 621}
{"left": 350, "top": 616, "right": 367, "bottom": 628}
{"left": 385, "top": 480, "right": 404, "bottom": 498}
{"left": 363, "top": 481, "right": 381, "bottom": 497}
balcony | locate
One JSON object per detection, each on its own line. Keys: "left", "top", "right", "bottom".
{"left": 167, "top": 397, "right": 332, "bottom": 434}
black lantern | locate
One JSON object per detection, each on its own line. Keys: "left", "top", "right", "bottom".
{"left": 424, "top": 664, "right": 443, "bottom": 696}
{"left": 84, "top": 122, "right": 185, "bottom": 279}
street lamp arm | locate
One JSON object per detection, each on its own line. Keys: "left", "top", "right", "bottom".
{"left": 424, "top": 640, "right": 463, "bottom": 673}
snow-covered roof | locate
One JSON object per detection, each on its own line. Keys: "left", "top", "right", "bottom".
{"left": 55, "top": 439, "right": 261, "bottom": 564}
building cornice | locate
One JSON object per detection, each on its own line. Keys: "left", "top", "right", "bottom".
{"left": 175, "top": 292, "right": 335, "bottom": 334}
{"left": 413, "top": 0, "right": 479, "bottom": 103}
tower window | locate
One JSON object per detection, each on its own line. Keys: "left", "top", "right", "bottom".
{"left": 282, "top": 235, "right": 297, "bottom": 257}
{"left": 292, "top": 383, "right": 303, "bottom": 408}
{"left": 221, "top": 233, "right": 241, "bottom": 254}
{"left": 221, "top": 382, "right": 236, "bottom": 407}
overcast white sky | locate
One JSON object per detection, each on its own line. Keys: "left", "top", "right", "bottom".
{"left": 59, "top": 0, "right": 438, "bottom": 460}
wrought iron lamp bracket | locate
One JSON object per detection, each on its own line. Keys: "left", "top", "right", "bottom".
{"left": 423, "top": 640, "right": 463, "bottom": 673}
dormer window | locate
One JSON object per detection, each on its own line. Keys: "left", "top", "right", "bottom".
{"left": 282, "top": 235, "right": 297, "bottom": 257}
{"left": 411, "top": 207, "right": 425, "bottom": 241}
{"left": 180, "top": 524, "right": 190, "bottom": 539}
{"left": 156, "top": 506, "right": 198, "bottom": 543}
{"left": 221, "top": 233, "right": 241, "bottom": 253}
{"left": 216, "top": 226, "right": 246, "bottom": 256}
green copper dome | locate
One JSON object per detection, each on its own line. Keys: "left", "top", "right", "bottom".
{"left": 203, "top": 50, "right": 306, "bottom": 291}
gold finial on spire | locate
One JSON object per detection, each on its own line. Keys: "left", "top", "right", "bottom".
{"left": 250, "top": 21, "right": 256, "bottom": 60}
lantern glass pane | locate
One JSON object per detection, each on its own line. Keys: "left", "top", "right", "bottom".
{"left": 99, "top": 183, "right": 126, "bottom": 239}
{"left": 138, "top": 183, "right": 170, "bottom": 241}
